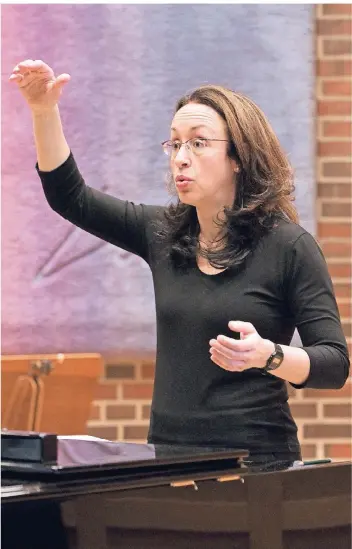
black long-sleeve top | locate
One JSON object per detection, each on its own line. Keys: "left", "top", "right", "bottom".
{"left": 37, "top": 152, "right": 350, "bottom": 455}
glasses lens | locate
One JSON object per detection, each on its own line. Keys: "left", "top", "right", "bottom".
{"left": 189, "top": 138, "right": 207, "bottom": 155}
{"left": 162, "top": 140, "right": 207, "bottom": 157}
{"left": 163, "top": 142, "right": 174, "bottom": 156}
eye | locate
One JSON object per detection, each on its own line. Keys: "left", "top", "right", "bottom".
{"left": 192, "top": 138, "right": 208, "bottom": 149}
{"left": 171, "top": 141, "right": 181, "bottom": 151}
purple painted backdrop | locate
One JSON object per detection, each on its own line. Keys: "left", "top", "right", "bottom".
{"left": 2, "top": 4, "right": 314, "bottom": 354}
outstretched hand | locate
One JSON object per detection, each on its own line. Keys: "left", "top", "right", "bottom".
{"left": 9, "top": 59, "right": 71, "bottom": 112}
{"left": 209, "top": 321, "right": 275, "bottom": 372}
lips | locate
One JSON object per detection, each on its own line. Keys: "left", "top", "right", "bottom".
{"left": 175, "top": 175, "right": 193, "bottom": 183}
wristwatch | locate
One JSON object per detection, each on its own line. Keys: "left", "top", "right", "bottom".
{"left": 262, "top": 343, "right": 284, "bottom": 372}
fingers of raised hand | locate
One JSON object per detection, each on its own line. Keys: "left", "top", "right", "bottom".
{"left": 9, "top": 73, "right": 23, "bottom": 82}
{"left": 14, "top": 59, "right": 35, "bottom": 75}
{"left": 9, "top": 61, "right": 33, "bottom": 82}
{"left": 9, "top": 59, "right": 54, "bottom": 82}
{"left": 55, "top": 73, "right": 71, "bottom": 87}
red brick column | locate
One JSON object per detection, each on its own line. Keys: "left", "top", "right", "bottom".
{"left": 291, "top": 3, "right": 351, "bottom": 460}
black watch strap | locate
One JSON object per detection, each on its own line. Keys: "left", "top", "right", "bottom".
{"left": 262, "top": 343, "right": 284, "bottom": 372}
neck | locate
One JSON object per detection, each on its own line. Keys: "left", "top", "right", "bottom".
{"left": 196, "top": 205, "right": 227, "bottom": 246}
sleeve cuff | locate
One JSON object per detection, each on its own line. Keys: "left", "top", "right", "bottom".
{"left": 35, "top": 151, "right": 75, "bottom": 177}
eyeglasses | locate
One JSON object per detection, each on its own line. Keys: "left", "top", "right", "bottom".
{"left": 161, "top": 138, "right": 229, "bottom": 158}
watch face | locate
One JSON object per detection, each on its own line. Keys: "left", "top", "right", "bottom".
{"left": 266, "top": 345, "right": 284, "bottom": 370}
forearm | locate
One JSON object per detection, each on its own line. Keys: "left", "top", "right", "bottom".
{"left": 265, "top": 342, "right": 311, "bottom": 386}
{"left": 32, "top": 105, "right": 70, "bottom": 171}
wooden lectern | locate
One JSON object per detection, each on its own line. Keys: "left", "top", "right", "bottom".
{"left": 1, "top": 354, "right": 103, "bottom": 435}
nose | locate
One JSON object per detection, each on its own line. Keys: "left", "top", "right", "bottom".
{"left": 174, "top": 143, "right": 191, "bottom": 167}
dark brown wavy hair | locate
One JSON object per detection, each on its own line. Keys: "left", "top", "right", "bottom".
{"left": 155, "top": 85, "right": 299, "bottom": 270}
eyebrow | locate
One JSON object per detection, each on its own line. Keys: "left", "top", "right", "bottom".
{"left": 170, "top": 125, "right": 211, "bottom": 132}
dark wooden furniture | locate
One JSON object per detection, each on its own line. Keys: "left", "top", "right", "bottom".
{"left": 1, "top": 435, "right": 351, "bottom": 549}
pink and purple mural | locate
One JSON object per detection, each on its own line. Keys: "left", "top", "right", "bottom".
{"left": 2, "top": 4, "right": 315, "bottom": 355}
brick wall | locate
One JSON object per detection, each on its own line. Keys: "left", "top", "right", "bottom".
{"left": 88, "top": 356, "right": 154, "bottom": 442}
{"left": 311, "top": 3, "right": 351, "bottom": 460}
{"left": 87, "top": 5, "right": 352, "bottom": 461}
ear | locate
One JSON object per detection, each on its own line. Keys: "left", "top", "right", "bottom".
{"left": 229, "top": 157, "right": 240, "bottom": 173}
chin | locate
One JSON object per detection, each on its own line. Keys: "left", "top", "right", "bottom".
{"left": 176, "top": 188, "right": 199, "bottom": 205}
{"left": 178, "top": 195, "right": 198, "bottom": 206}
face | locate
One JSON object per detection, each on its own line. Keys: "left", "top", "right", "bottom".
{"left": 168, "top": 103, "right": 238, "bottom": 209}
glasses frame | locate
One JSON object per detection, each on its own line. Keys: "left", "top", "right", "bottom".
{"left": 161, "top": 138, "right": 230, "bottom": 157}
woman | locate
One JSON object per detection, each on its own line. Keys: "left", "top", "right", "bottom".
{"left": 9, "top": 59, "right": 349, "bottom": 465}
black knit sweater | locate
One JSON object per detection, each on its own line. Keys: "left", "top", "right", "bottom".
{"left": 37, "top": 152, "right": 349, "bottom": 455}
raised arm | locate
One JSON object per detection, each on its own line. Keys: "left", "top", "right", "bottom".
{"left": 9, "top": 59, "right": 71, "bottom": 171}
{"left": 9, "top": 59, "right": 159, "bottom": 261}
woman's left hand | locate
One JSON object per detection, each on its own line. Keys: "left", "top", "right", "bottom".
{"left": 209, "top": 321, "right": 275, "bottom": 372}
